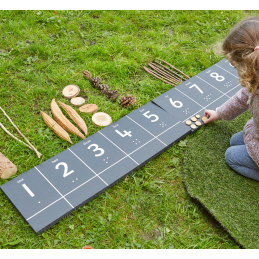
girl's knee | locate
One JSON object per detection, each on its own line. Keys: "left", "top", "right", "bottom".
{"left": 225, "top": 147, "right": 234, "bottom": 166}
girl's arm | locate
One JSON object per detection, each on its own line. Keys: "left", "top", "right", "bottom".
{"left": 204, "top": 88, "right": 250, "bottom": 124}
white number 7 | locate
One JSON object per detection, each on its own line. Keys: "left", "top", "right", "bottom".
{"left": 189, "top": 84, "right": 203, "bottom": 94}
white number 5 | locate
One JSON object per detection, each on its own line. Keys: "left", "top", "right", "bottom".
{"left": 143, "top": 111, "right": 159, "bottom": 122}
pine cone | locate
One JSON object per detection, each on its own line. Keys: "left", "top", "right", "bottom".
{"left": 99, "top": 84, "right": 110, "bottom": 94}
{"left": 90, "top": 76, "right": 101, "bottom": 88}
{"left": 106, "top": 89, "right": 120, "bottom": 101}
{"left": 119, "top": 95, "right": 136, "bottom": 107}
{"left": 83, "top": 70, "right": 92, "bottom": 79}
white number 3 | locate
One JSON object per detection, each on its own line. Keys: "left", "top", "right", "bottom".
{"left": 88, "top": 144, "right": 105, "bottom": 157}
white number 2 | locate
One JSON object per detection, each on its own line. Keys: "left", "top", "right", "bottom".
{"left": 55, "top": 162, "right": 74, "bottom": 178}
{"left": 143, "top": 111, "right": 159, "bottom": 122}
{"left": 169, "top": 98, "right": 183, "bottom": 108}
{"left": 189, "top": 84, "right": 203, "bottom": 94}
{"left": 88, "top": 144, "right": 105, "bottom": 157}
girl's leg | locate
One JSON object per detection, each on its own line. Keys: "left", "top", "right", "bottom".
{"left": 225, "top": 145, "right": 259, "bottom": 181}
{"left": 230, "top": 131, "right": 245, "bottom": 146}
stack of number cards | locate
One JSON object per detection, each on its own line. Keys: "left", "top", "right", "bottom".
{"left": 0, "top": 59, "right": 241, "bottom": 234}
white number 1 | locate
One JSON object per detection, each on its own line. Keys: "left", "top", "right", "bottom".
{"left": 189, "top": 84, "right": 203, "bottom": 94}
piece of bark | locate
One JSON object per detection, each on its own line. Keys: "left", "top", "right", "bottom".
{"left": 82, "top": 245, "right": 94, "bottom": 249}
{"left": 79, "top": 104, "right": 98, "bottom": 114}
{"left": 92, "top": 112, "right": 112, "bottom": 127}
{"left": 0, "top": 153, "right": 17, "bottom": 179}
{"left": 62, "top": 85, "right": 80, "bottom": 99}
{"left": 70, "top": 97, "right": 86, "bottom": 106}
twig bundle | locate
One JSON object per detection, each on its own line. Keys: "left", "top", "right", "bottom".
{"left": 0, "top": 107, "right": 42, "bottom": 158}
{"left": 143, "top": 59, "right": 190, "bottom": 86}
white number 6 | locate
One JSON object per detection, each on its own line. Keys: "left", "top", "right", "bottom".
{"left": 169, "top": 98, "right": 183, "bottom": 108}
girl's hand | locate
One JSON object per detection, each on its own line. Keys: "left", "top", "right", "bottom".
{"left": 204, "top": 110, "right": 221, "bottom": 124}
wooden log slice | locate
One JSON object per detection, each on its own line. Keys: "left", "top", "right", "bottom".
{"left": 70, "top": 97, "right": 86, "bottom": 106}
{"left": 79, "top": 104, "right": 98, "bottom": 114}
{"left": 62, "top": 85, "right": 80, "bottom": 99}
{"left": 92, "top": 112, "right": 112, "bottom": 127}
{"left": 0, "top": 153, "right": 17, "bottom": 179}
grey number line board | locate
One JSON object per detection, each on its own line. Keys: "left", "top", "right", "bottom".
{"left": 0, "top": 58, "right": 241, "bottom": 235}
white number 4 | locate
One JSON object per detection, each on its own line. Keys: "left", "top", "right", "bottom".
{"left": 143, "top": 111, "right": 159, "bottom": 122}
{"left": 115, "top": 130, "right": 132, "bottom": 137}
{"left": 189, "top": 84, "right": 203, "bottom": 94}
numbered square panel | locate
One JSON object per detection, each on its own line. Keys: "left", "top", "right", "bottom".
{"left": 36, "top": 149, "right": 97, "bottom": 196}
{"left": 94, "top": 157, "right": 137, "bottom": 186}
{"left": 196, "top": 63, "right": 240, "bottom": 94}
{"left": 158, "top": 119, "right": 192, "bottom": 146}
{"left": 99, "top": 116, "right": 155, "bottom": 155}
{"left": 215, "top": 59, "right": 239, "bottom": 78}
{"left": 176, "top": 76, "right": 223, "bottom": 107}
{"left": 0, "top": 168, "right": 63, "bottom": 221}
{"left": 152, "top": 87, "right": 203, "bottom": 121}
{"left": 127, "top": 102, "right": 182, "bottom": 137}
{"left": 27, "top": 198, "right": 73, "bottom": 234}
{"left": 69, "top": 132, "right": 127, "bottom": 175}
{"left": 65, "top": 176, "right": 108, "bottom": 208}
{"left": 226, "top": 84, "right": 242, "bottom": 98}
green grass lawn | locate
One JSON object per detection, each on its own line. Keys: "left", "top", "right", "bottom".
{"left": 0, "top": 10, "right": 258, "bottom": 249}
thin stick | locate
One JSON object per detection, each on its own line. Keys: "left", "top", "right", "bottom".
{"left": 0, "top": 107, "right": 42, "bottom": 158}
{"left": 0, "top": 122, "right": 34, "bottom": 151}
{"left": 153, "top": 60, "right": 187, "bottom": 81}
{"left": 158, "top": 59, "right": 190, "bottom": 79}
{"left": 144, "top": 67, "right": 175, "bottom": 85}
{"left": 143, "top": 66, "right": 176, "bottom": 86}
{"left": 148, "top": 63, "right": 180, "bottom": 83}
{"left": 147, "top": 68, "right": 176, "bottom": 85}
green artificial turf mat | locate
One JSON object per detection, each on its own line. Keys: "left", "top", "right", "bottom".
{"left": 182, "top": 111, "right": 259, "bottom": 248}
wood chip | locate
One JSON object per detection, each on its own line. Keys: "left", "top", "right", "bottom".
{"left": 195, "top": 121, "right": 201, "bottom": 126}
{"left": 202, "top": 116, "right": 208, "bottom": 123}
{"left": 196, "top": 114, "right": 200, "bottom": 119}
{"left": 82, "top": 245, "right": 94, "bottom": 249}
{"left": 62, "top": 85, "right": 80, "bottom": 99}
{"left": 191, "top": 117, "right": 197, "bottom": 122}
{"left": 190, "top": 124, "right": 197, "bottom": 130}
{"left": 70, "top": 97, "right": 86, "bottom": 106}
{"left": 92, "top": 112, "right": 112, "bottom": 127}
{"left": 0, "top": 153, "right": 17, "bottom": 179}
{"left": 79, "top": 104, "right": 98, "bottom": 114}
{"left": 185, "top": 120, "right": 191, "bottom": 126}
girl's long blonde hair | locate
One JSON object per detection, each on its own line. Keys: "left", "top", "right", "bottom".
{"left": 223, "top": 16, "right": 259, "bottom": 93}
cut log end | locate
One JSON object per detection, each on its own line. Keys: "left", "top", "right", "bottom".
{"left": 62, "top": 85, "right": 80, "bottom": 99}
{"left": 79, "top": 104, "right": 98, "bottom": 114}
{"left": 92, "top": 112, "right": 112, "bottom": 127}
{"left": 70, "top": 97, "right": 86, "bottom": 106}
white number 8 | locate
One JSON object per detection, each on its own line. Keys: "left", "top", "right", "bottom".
{"left": 210, "top": 72, "right": 225, "bottom": 82}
